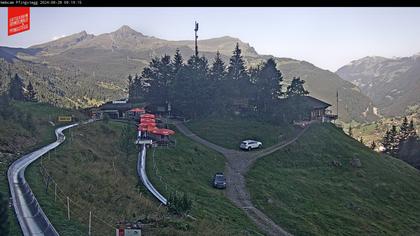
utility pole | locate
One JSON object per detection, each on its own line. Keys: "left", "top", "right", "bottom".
{"left": 88, "top": 211, "right": 92, "bottom": 235}
{"left": 336, "top": 90, "right": 339, "bottom": 119}
{"left": 67, "top": 197, "right": 70, "bottom": 220}
{"left": 194, "top": 21, "right": 199, "bottom": 57}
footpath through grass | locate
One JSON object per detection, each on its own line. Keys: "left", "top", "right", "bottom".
{"left": 186, "top": 116, "right": 295, "bottom": 150}
{"left": 247, "top": 123, "right": 420, "bottom": 235}
{"left": 147, "top": 127, "right": 263, "bottom": 235}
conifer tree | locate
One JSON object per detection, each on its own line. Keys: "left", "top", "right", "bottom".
{"left": 227, "top": 43, "right": 248, "bottom": 81}
{"left": 389, "top": 125, "right": 399, "bottom": 156}
{"left": 286, "top": 77, "right": 309, "bottom": 98}
{"left": 26, "top": 81, "right": 37, "bottom": 101}
{"left": 9, "top": 74, "right": 25, "bottom": 101}
{"left": 209, "top": 51, "right": 226, "bottom": 81}
{"left": 255, "top": 58, "right": 283, "bottom": 113}
{"left": 408, "top": 119, "right": 418, "bottom": 139}
{"left": 382, "top": 129, "right": 391, "bottom": 154}
{"left": 399, "top": 117, "right": 410, "bottom": 142}
{"left": 370, "top": 140, "right": 376, "bottom": 150}
{"left": 172, "top": 48, "right": 184, "bottom": 74}
{"left": 383, "top": 125, "right": 399, "bottom": 156}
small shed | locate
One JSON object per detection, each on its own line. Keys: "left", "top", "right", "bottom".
{"left": 97, "top": 102, "right": 133, "bottom": 119}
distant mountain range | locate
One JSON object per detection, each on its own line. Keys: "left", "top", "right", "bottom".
{"left": 336, "top": 54, "right": 420, "bottom": 116}
{"left": 0, "top": 25, "right": 378, "bottom": 122}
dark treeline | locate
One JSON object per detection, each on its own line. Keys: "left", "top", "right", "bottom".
{"left": 0, "top": 74, "right": 37, "bottom": 134}
{"left": 128, "top": 44, "right": 308, "bottom": 123}
{"left": 6, "top": 73, "right": 37, "bottom": 102}
{"left": 380, "top": 117, "right": 420, "bottom": 168}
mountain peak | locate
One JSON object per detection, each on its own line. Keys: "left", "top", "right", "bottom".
{"left": 112, "top": 25, "right": 143, "bottom": 37}
{"left": 29, "top": 30, "right": 94, "bottom": 50}
{"left": 78, "top": 30, "right": 87, "bottom": 36}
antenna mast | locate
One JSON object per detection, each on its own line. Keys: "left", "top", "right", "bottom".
{"left": 194, "top": 21, "right": 199, "bottom": 57}
{"left": 336, "top": 90, "right": 339, "bottom": 119}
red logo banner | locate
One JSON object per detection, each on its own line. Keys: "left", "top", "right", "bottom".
{"left": 8, "top": 7, "right": 30, "bottom": 36}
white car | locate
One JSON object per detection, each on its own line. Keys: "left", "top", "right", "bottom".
{"left": 240, "top": 140, "right": 262, "bottom": 151}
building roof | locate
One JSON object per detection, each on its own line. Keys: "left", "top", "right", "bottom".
{"left": 295, "top": 96, "right": 331, "bottom": 109}
{"left": 99, "top": 103, "right": 132, "bottom": 111}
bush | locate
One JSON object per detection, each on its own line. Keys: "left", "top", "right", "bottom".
{"left": 167, "top": 191, "right": 192, "bottom": 216}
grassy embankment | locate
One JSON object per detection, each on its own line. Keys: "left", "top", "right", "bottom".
{"left": 0, "top": 101, "right": 84, "bottom": 235}
{"left": 186, "top": 116, "right": 295, "bottom": 150}
{"left": 26, "top": 121, "right": 166, "bottom": 235}
{"left": 27, "top": 120, "right": 262, "bottom": 235}
{"left": 247, "top": 123, "right": 420, "bottom": 235}
{"left": 147, "top": 128, "right": 262, "bottom": 235}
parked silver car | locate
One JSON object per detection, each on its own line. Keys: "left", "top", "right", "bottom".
{"left": 240, "top": 140, "right": 262, "bottom": 151}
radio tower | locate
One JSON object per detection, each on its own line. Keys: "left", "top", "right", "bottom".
{"left": 194, "top": 21, "right": 199, "bottom": 57}
{"left": 336, "top": 90, "right": 339, "bottom": 119}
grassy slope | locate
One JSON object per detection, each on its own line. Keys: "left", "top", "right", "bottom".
{"left": 26, "top": 121, "right": 171, "bottom": 236}
{"left": 186, "top": 116, "right": 295, "bottom": 150}
{"left": 26, "top": 120, "right": 261, "bottom": 235}
{"left": 247, "top": 123, "right": 420, "bottom": 235}
{"left": 147, "top": 129, "right": 262, "bottom": 235}
{"left": 0, "top": 101, "right": 84, "bottom": 235}
{"left": 0, "top": 101, "right": 83, "bottom": 152}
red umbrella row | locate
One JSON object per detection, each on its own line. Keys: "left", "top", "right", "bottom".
{"left": 137, "top": 113, "right": 175, "bottom": 136}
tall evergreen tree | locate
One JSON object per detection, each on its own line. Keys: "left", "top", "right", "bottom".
{"left": 399, "top": 117, "right": 410, "bottom": 142}
{"left": 225, "top": 43, "right": 249, "bottom": 111}
{"left": 26, "top": 81, "right": 37, "bottom": 101}
{"left": 172, "top": 49, "right": 184, "bottom": 74}
{"left": 370, "top": 140, "right": 377, "bottom": 150}
{"left": 209, "top": 51, "right": 226, "bottom": 81}
{"left": 9, "top": 74, "right": 25, "bottom": 101}
{"left": 255, "top": 58, "right": 283, "bottom": 113}
{"left": 209, "top": 51, "right": 227, "bottom": 111}
{"left": 286, "top": 77, "right": 309, "bottom": 98}
{"left": 142, "top": 55, "right": 174, "bottom": 106}
{"left": 383, "top": 125, "right": 399, "bottom": 156}
{"left": 129, "top": 74, "right": 143, "bottom": 103}
{"left": 382, "top": 129, "right": 391, "bottom": 154}
{"left": 408, "top": 119, "right": 418, "bottom": 139}
{"left": 172, "top": 65, "right": 194, "bottom": 116}
{"left": 227, "top": 43, "right": 248, "bottom": 81}
{"left": 390, "top": 125, "right": 400, "bottom": 156}
{"left": 172, "top": 55, "right": 210, "bottom": 118}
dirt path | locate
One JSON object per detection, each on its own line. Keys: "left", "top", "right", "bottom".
{"left": 173, "top": 121, "right": 309, "bottom": 236}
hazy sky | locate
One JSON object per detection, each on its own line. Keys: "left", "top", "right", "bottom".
{"left": 1, "top": 7, "right": 420, "bottom": 71}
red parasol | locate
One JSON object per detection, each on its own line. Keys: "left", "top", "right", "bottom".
{"left": 140, "top": 118, "right": 156, "bottom": 123}
{"left": 141, "top": 114, "right": 155, "bottom": 119}
{"left": 150, "top": 128, "right": 175, "bottom": 136}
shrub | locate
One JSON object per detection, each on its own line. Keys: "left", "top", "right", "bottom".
{"left": 167, "top": 191, "right": 192, "bottom": 216}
